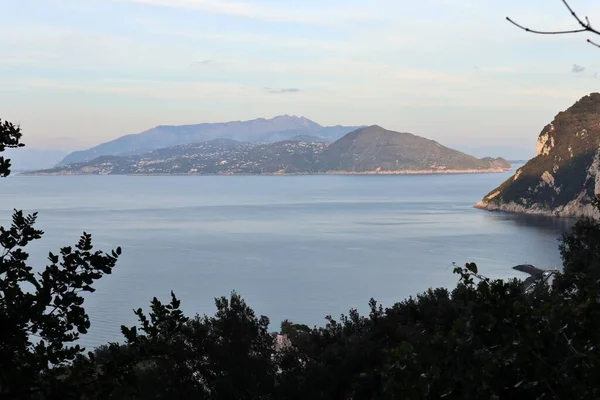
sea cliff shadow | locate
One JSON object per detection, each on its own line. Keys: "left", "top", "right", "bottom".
{"left": 482, "top": 211, "right": 576, "bottom": 237}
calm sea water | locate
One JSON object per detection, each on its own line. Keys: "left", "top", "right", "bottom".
{"left": 1, "top": 172, "right": 574, "bottom": 348}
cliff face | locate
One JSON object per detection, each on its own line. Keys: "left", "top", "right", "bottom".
{"left": 476, "top": 92, "right": 600, "bottom": 217}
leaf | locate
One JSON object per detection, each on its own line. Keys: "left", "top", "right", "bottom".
{"left": 47, "top": 252, "right": 59, "bottom": 264}
{"left": 466, "top": 262, "right": 478, "bottom": 274}
{"left": 82, "top": 285, "right": 96, "bottom": 293}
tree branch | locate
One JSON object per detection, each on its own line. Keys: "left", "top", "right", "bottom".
{"left": 506, "top": 17, "right": 587, "bottom": 35}
{"left": 588, "top": 38, "right": 600, "bottom": 48}
{"left": 561, "top": 0, "right": 600, "bottom": 34}
{"left": 507, "top": 0, "right": 600, "bottom": 47}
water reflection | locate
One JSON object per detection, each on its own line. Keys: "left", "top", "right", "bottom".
{"left": 483, "top": 211, "right": 576, "bottom": 236}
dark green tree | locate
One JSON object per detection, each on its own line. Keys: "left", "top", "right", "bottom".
{"left": 556, "top": 199, "right": 600, "bottom": 291}
{"left": 0, "top": 120, "right": 121, "bottom": 398}
{"left": 274, "top": 250, "right": 600, "bottom": 399}
{"left": 0, "top": 118, "right": 24, "bottom": 177}
{"left": 103, "top": 291, "right": 277, "bottom": 399}
{"left": 280, "top": 319, "right": 311, "bottom": 341}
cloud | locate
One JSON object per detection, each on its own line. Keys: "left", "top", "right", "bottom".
{"left": 266, "top": 88, "right": 300, "bottom": 94}
{"left": 568, "top": 64, "right": 599, "bottom": 79}
{"left": 190, "top": 59, "right": 212, "bottom": 67}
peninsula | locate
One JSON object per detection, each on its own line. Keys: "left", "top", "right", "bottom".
{"left": 476, "top": 92, "right": 600, "bottom": 218}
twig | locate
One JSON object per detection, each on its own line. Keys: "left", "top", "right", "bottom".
{"left": 506, "top": 17, "right": 587, "bottom": 35}
{"left": 588, "top": 39, "right": 600, "bottom": 48}
{"left": 507, "top": 0, "right": 600, "bottom": 48}
{"left": 561, "top": 0, "right": 600, "bottom": 34}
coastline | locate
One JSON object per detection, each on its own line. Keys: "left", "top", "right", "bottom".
{"left": 322, "top": 168, "right": 507, "bottom": 175}
{"left": 474, "top": 200, "right": 597, "bottom": 218}
{"left": 21, "top": 168, "right": 509, "bottom": 177}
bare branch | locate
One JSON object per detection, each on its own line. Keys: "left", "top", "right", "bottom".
{"left": 561, "top": 0, "right": 597, "bottom": 33}
{"left": 588, "top": 38, "right": 600, "bottom": 48}
{"left": 507, "top": 0, "right": 600, "bottom": 48}
{"left": 506, "top": 17, "right": 587, "bottom": 35}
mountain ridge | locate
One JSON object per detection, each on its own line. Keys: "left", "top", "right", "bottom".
{"left": 321, "top": 125, "right": 500, "bottom": 172}
{"left": 33, "top": 126, "right": 510, "bottom": 176}
{"left": 58, "top": 115, "right": 364, "bottom": 165}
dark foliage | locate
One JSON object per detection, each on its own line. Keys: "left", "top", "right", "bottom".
{"left": 0, "top": 119, "right": 24, "bottom": 177}
{"left": 73, "top": 292, "right": 277, "bottom": 399}
{"left": 0, "top": 121, "right": 121, "bottom": 399}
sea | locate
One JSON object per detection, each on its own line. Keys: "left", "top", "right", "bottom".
{"left": 0, "top": 171, "right": 575, "bottom": 349}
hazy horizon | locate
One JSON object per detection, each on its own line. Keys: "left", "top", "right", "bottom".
{"left": 5, "top": 114, "right": 536, "bottom": 169}
{"left": 2, "top": 0, "right": 600, "bottom": 157}
{"left": 10, "top": 114, "right": 538, "bottom": 158}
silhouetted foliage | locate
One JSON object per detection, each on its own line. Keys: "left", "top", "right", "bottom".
{"left": 0, "top": 120, "right": 121, "bottom": 398}
{"left": 557, "top": 199, "right": 600, "bottom": 291}
{"left": 72, "top": 292, "right": 276, "bottom": 399}
{"left": 280, "top": 319, "right": 311, "bottom": 341}
{"left": 0, "top": 119, "right": 24, "bottom": 177}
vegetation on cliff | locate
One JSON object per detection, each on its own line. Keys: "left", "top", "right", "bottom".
{"left": 477, "top": 92, "right": 600, "bottom": 217}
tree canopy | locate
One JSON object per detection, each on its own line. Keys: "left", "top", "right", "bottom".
{"left": 0, "top": 122, "right": 121, "bottom": 398}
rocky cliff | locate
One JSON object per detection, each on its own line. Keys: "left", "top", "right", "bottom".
{"left": 476, "top": 92, "right": 600, "bottom": 217}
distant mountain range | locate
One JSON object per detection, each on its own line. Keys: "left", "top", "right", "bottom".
{"left": 59, "top": 115, "right": 364, "bottom": 165}
{"left": 31, "top": 126, "right": 510, "bottom": 176}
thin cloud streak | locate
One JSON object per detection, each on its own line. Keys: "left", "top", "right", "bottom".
{"left": 116, "top": 0, "right": 382, "bottom": 25}
{"left": 190, "top": 59, "right": 213, "bottom": 67}
{"left": 266, "top": 88, "right": 300, "bottom": 94}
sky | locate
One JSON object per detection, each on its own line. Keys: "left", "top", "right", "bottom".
{"left": 1, "top": 0, "right": 600, "bottom": 158}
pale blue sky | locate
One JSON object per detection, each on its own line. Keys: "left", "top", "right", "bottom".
{"left": 1, "top": 0, "right": 599, "bottom": 157}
